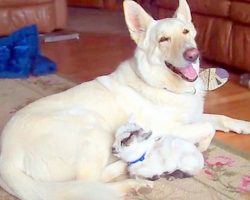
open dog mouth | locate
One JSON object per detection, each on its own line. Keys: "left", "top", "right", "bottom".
{"left": 165, "top": 61, "right": 198, "bottom": 82}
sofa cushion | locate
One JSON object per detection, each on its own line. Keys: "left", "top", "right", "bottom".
{"left": 231, "top": 25, "right": 250, "bottom": 71}
{"left": 0, "top": 3, "right": 56, "bottom": 35}
{"left": 230, "top": 1, "right": 250, "bottom": 25}
{"left": 158, "top": 8, "right": 174, "bottom": 19}
{"left": 155, "top": 0, "right": 230, "bottom": 17}
{"left": 192, "top": 14, "right": 233, "bottom": 66}
{"left": 0, "top": 0, "right": 52, "bottom": 7}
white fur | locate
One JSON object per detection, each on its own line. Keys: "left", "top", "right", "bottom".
{"left": 112, "top": 122, "right": 204, "bottom": 179}
{"left": 0, "top": 0, "right": 249, "bottom": 200}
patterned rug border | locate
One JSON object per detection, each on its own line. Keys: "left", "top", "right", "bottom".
{"left": 193, "top": 177, "right": 236, "bottom": 200}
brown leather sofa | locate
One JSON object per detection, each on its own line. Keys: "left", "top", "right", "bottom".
{"left": 153, "top": 0, "right": 250, "bottom": 72}
{"left": 68, "top": 0, "right": 143, "bottom": 10}
{"left": 0, "top": 0, "right": 67, "bottom": 36}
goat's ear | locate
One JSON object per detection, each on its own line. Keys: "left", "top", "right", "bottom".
{"left": 128, "top": 114, "right": 136, "bottom": 124}
{"left": 174, "top": 0, "right": 192, "bottom": 22}
{"left": 123, "top": 0, "right": 154, "bottom": 44}
{"left": 138, "top": 131, "right": 152, "bottom": 141}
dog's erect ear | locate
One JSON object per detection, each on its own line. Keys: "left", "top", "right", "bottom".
{"left": 123, "top": 0, "right": 154, "bottom": 44}
{"left": 174, "top": 0, "right": 192, "bottom": 22}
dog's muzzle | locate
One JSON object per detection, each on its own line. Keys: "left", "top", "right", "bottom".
{"left": 164, "top": 61, "right": 198, "bottom": 82}
{"left": 165, "top": 48, "right": 199, "bottom": 82}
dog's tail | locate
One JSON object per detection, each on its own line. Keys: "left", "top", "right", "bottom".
{"left": 0, "top": 161, "right": 119, "bottom": 200}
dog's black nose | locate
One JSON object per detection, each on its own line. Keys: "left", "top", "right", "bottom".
{"left": 183, "top": 48, "right": 199, "bottom": 62}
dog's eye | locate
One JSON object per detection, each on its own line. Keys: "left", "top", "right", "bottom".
{"left": 159, "top": 36, "right": 171, "bottom": 43}
{"left": 183, "top": 29, "right": 189, "bottom": 34}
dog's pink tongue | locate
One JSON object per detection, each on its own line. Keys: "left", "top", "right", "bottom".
{"left": 179, "top": 64, "right": 198, "bottom": 81}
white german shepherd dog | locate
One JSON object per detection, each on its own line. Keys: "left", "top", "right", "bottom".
{"left": 0, "top": 0, "right": 249, "bottom": 200}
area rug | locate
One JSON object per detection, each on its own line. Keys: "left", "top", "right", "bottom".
{"left": 0, "top": 75, "right": 250, "bottom": 200}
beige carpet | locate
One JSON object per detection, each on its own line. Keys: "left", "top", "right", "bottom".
{"left": 0, "top": 75, "right": 250, "bottom": 200}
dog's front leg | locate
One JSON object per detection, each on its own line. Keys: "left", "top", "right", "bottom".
{"left": 170, "top": 122, "right": 216, "bottom": 152}
{"left": 202, "top": 114, "right": 250, "bottom": 134}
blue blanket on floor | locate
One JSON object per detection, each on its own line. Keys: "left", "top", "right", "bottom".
{"left": 0, "top": 24, "right": 56, "bottom": 78}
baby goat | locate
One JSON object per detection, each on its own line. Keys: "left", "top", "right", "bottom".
{"left": 112, "top": 122, "right": 204, "bottom": 180}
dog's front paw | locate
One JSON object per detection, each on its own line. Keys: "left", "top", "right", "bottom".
{"left": 223, "top": 118, "right": 250, "bottom": 134}
{"left": 236, "top": 121, "right": 250, "bottom": 134}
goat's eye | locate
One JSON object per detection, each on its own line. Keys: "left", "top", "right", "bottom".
{"left": 159, "top": 36, "right": 171, "bottom": 43}
{"left": 121, "top": 137, "right": 132, "bottom": 146}
{"left": 183, "top": 29, "right": 189, "bottom": 34}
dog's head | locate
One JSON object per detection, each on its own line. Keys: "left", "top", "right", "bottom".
{"left": 124, "top": 0, "right": 200, "bottom": 91}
